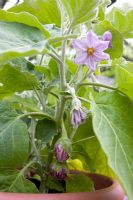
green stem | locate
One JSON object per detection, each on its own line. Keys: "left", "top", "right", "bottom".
{"left": 69, "top": 65, "right": 83, "bottom": 84}
{"left": 34, "top": 88, "right": 45, "bottom": 111}
{"left": 18, "top": 112, "right": 53, "bottom": 120}
{"left": 30, "top": 119, "right": 41, "bottom": 163}
{"left": 39, "top": 134, "right": 61, "bottom": 193}
{"left": 79, "top": 82, "right": 118, "bottom": 91}
{"left": 48, "top": 34, "right": 77, "bottom": 44}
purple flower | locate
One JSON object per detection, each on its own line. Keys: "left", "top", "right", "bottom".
{"left": 50, "top": 163, "right": 67, "bottom": 180}
{"left": 72, "top": 30, "right": 110, "bottom": 71}
{"left": 55, "top": 143, "right": 69, "bottom": 163}
{"left": 102, "top": 31, "right": 112, "bottom": 48}
{"left": 71, "top": 108, "right": 86, "bottom": 128}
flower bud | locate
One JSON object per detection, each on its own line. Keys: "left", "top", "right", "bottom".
{"left": 50, "top": 163, "right": 67, "bottom": 180}
{"left": 54, "top": 138, "right": 72, "bottom": 162}
{"left": 71, "top": 108, "right": 86, "bottom": 128}
{"left": 102, "top": 31, "right": 112, "bottom": 48}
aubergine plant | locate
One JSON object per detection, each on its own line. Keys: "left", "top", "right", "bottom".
{"left": 0, "top": 0, "right": 133, "bottom": 199}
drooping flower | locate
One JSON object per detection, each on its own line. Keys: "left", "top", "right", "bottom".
{"left": 72, "top": 30, "right": 110, "bottom": 71}
{"left": 71, "top": 98, "right": 86, "bottom": 128}
{"left": 50, "top": 163, "right": 67, "bottom": 180}
{"left": 102, "top": 31, "right": 112, "bottom": 48}
{"left": 71, "top": 108, "right": 86, "bottom": 128}
{"left": 54, "top": 143, "right": 69, "bottom": 163}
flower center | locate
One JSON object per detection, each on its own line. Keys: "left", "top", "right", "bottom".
{"left": 87, "top": 47, "right": 94, "bottom": 55}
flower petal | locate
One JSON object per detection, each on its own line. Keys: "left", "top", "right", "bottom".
{"left": 74, "top": 52, "right": 88, "bottom": 64}
{"left": 86, "top": 30, "right": 98, "bottom": 47}
{"left": 95, "top": 41, "right": 109, "bottom": 51}
{"left": 94, "top": 52, "right": 110, "bottom": 62}
{"left": 86, "top": 56, "right": 96, "bottom": 71}
{"left": 72, "top": 39, "right": 88, "bottom": 50}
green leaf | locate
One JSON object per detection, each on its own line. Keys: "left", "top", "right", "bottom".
{"left": 94, "top": 20, "right": 123, "bottom": 59}
{"left": 36, "top": 118, "right": 57, "bottom": 143}
{"left": 73, "top": 118, "right": 114, "bottom": 176}
{"left": 66, "top": 174, "right": 94, "bottom": 192}
{"left": 9, "top": 0, "right": 61, "bottom": 27}
{"left": 47, "top": 177, "right": 64, "bottom": 192}
{"left": 0, "top": 64, "right": 39, "bottom": 98}
{"left": 0, "top": 9, "right": 50, "bottom": 37}
{"left": 107, "top": 9, "right": 133, "bottom": 38}
{"left": 90, "top": 91, "right": 133, "bottom": 199}
{"left": 0, "top": 172, "right": 38, "bottom": 193}
{"left": 60, "top": 0, "right": 100, "bottom": 26}
{"left": 0, "top": 21, "right": 47, "bottom": 64}
{"left": 115, "top": 59, "right": 133, "bottom": 100}
{"left": 0, "top": 101, "right": 29, "bottom": 169}
{"left": 48, "top": 59, "right": 59, "bottom": 79}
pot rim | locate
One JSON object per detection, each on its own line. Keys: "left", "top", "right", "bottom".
{"left": 0, "top": 173, "right": 124, "bottom": 196}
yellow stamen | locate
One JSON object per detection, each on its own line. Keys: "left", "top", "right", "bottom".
{"left": 87, "top": 47, "right": 94, "bottom": 55}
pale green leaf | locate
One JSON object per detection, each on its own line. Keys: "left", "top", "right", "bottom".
{"left": 115, "top": 59, "right": 133, "bottom": 100}
{"left": 94, "top": 20, "right": 123, "bottom": 59}
{"left": 0, "top": 21, "right": 47, "bottom": 64}
{"left": 91, "top": 92, "right": 133, "bottom": 200}
{"left": 107, "top": 8, "right": 133, "bottom": 38}
{"left": 60, "top": 0, "right": 100, "bottom": 26}
{"left": 9, "top": 0, "right": 61, "bottom": 27}
{"left": 0, "top": 9, "right": 50, "bottom": 37}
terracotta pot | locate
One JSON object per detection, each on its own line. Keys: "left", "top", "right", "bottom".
{"left": 0, "top": 173, "right": 125, "bottom": 200}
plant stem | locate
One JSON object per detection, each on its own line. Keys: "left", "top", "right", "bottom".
{"left": 79, "top": 82, "right": 118, "bottom": 91}
{"left": 30, "top": 119, "right": 41, "bottom": 163}
{"left": 39, "top": 134, "right": 60, "bottom": 193}
{"left": 19, "top": 112, "right": 53, "bottom": 120}
{"left": 34, "top": 87, "right": 45, "bottom": 111}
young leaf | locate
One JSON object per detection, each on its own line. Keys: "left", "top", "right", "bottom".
{"left": 91, "top": 91, "right": 133, "bottom": 199}
{"left": 66, "top": 174, "right": 94, "bottom": 192}
{"left": 0, "top": 21, "right": 47, "bottom": 63}
{"left": 60, "top": 0, "right": 100, "bottom": 26}
{"left": 107, "top": 9, "right": 133, "bottom": 39}
{"left": 115, "top": 59, "right": 133, "bottom": 100}
{"left": 0, "top": 101, "right": 29, "bottom": 169}
{"left": 94, "top": 20, "right": 123, "bottom": 59}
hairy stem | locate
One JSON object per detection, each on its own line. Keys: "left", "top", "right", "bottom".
{"left": 79, "top": 82, "right": 118, "bottom": 91}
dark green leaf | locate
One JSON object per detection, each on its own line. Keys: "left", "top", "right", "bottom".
{"left": 36, "top": 118, "right": 57, "bottom": 143}
{"left": 0, "top": 64, "right": 39, "bottom": 98}
{"left": 0, "top": 172, "right": 38, "bottom": 193}
{"left": 0, "top": 101, "right": 29, "bottom": 169}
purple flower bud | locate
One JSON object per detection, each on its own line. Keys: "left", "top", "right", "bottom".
{"left": 71, "top": 108, "right": 86, "bottom": 128}
{"left": 55, "top": 143, "right": 69, "bottom": 162}
{"left": 102, "top": 31, "right": 112, "bottom": 48}
{"left": 50, "top": 163, "right": 67, "bottom": 180}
